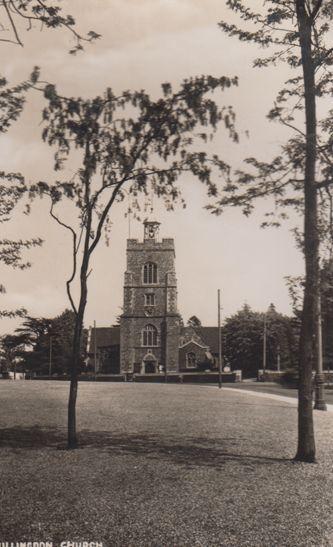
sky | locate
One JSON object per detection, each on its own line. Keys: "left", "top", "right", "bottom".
{"left": 0, "top": 0, "right": 305, "bottom": 334}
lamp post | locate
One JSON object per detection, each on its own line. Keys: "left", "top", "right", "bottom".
{"left": 218, "top": 289, "right": 222, "bottom": 389}
{"left": 314, "top": 295, "right": 327, "bottom": 410}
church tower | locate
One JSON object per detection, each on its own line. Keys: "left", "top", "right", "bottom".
{"left": 120, "top": 220, "right": 180, "bottom": 374}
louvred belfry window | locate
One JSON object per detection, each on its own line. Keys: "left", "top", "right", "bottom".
{"left": 145, "top": 293, "right": 155, "bottom": 306}
{"left": 142, "top": 324, "right": 158, "bottom": 347}
{"left": 143, "top": 262, "right": 157, "bottom": 284}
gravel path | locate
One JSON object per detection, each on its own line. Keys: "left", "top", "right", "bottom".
{"left": 0, "top": 381, "right": 332, "bottom": 547}
{"left": 222, "top": 385, "right": 333, "bottom": 411}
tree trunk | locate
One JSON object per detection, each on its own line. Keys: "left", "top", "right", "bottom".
{"left": 294, "top": 0, "right": 318, "bottom": 463}
{"left": 68, "top": 375, "right": 78, "bottom": 448}
{"left": 67, "top": 143, "right": 93, "bottom": 450}
{"left": 67, "top": 320, "right": 82, "bottom": 448}
{"left": 67, "top": 261, "right": 89, "bottom": 449}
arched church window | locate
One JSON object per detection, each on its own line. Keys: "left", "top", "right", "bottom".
{"left": 186, "top": 352, "right": 197, "bottom": 368}
{"left": 142, "top": 324, "right": 158, "bottom": 347}
{"left": 143, "top": 262, "right": 157, "bottom": 284}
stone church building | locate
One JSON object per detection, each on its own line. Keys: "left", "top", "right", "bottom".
{"left": 88, "top": 220, "right": 219, "bottom": 375}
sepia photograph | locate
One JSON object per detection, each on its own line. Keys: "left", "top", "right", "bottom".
{"left": 0, "top": 1, "right": 332, "bottom": 545}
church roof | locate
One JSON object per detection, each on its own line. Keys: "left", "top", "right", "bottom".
{"left": 196, "top": 327, "right": 220, "bottom": 354}
{"left": 88, "top": 325, "right": 219, "bottom": 354}
{"left": 88, "top": 326, "right": 120, "bottom": 353}
{"left": 180, "top": 326, "right": 219, "bottom": 354}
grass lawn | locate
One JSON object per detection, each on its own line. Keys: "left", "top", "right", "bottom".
{"left": 0, "top": 381, "right": 333, "bottom": 547}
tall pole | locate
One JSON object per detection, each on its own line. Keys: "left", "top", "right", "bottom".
{"left": 49, "top": 334, "right": 52, "bottom": 378}
{"left": 218, "top": 289, "right": 222, "bottom": 389}
{"left": 94, "top": 320, "right": 97, "bottom": 381}
{"left": 262, "top": 314, "right": 267, "bottom": 380}
{"left": 127, "top": 193, "right": 131, "bottom": 239}
{"left": 164, "top": 273, "right": 168, "bottom": 383}
{"left": 277, "top": 343, "right": 281, "bottom": 373}
{"left": 314, "top": 295, "right": 327, "bottom": 410}
{"left": 164, "top": 314, "right": 168, "bottom": 383}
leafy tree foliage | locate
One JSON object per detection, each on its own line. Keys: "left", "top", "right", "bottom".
{"left": 286, "top": 266, "right": 333, "bottom": 371}
{"left": 223, "top": 303, "right": 297, "bottom": 378}
{"left": 0, "top": 70, "right": 43, "bottom": 317}
{"left": 0, "top": 332, "right": 28, "bottom": 375}
{"left": 187, "top": 315, "right": 202, "bottom": 328}
{"left": 0, "top": 1, "right": 99, "bottom": 318}
{"left": 0, "top": 0, "right": 100, "bottom": 52}
{"left": 215, "top": 0, "right": 332, "bottom": 462}
{"left": 34, "top": 75, "right": 238, "bottom": 447}
{"left": 214, "top": 1, "right": 332, "bottom": 224}
{"left": 15, "top": 315, "right": 51, "bottom": 373}
{"left": 14, "top": 309, "right": 84, "bottom": 375}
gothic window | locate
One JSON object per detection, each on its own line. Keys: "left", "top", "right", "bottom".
{"left": 142, "top": 324, "right": 158, "bottom": 347}
{"left": 186, "top": 352, "right": 197, "bottom": 368}
{"left": 144, "top": 293, "right": 155, "bottom": 306}
{"left": 143, "top": 262, "right": 157, "bottom": 284}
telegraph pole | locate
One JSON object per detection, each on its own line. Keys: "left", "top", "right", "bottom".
{"left": 164, "top": 321, "right": 168, "bottom": 384}
{"left": 49, "top": 334, "right": 52, "bottom": 379}
{"left": 218, "top": 289, "right": 222, "bottom": 389}
{"left": 277, "top": 343, "right": 281, "bottom": 372}
{"left": 164, "top": 273, "right": 168, "bottom": 383}
{"left": 94, "top": 320, "right": 97, "bottom": 381}
{"left": 262, "top": 314, "right": 267, "bottom": 379}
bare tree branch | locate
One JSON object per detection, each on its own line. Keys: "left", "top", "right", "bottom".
{"left": 310, "top": 0, "right": 323, "bottom": 20}
{"left": 49, "top": 200, "right": 77, "bottom": 315}
{"left": 3, "top": 0, "right": 23, "bottom": 45}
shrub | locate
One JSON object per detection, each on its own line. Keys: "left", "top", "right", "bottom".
{"left": 281, "top": 369, "right": 299, "bottom": 387}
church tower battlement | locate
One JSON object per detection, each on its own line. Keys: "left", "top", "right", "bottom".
{"left": 120, "top": 220, "right": 180, "bottom": 374}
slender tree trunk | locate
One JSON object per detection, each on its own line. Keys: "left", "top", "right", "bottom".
{"left": 67, "top": 321, "right": 81, "bottom": 448}
{"left": 68, "top": 379, "right": 78, "bottom": 447}
{"left": 295, "top": 0, "right": 318, "bottom": 462}
{"left": 67, "top": 258, "right": 89, "bottom": 449}
{"left": 67, "top": 142, "right": 93, "bottom": 450}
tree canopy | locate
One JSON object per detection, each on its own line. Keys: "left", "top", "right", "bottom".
{"left": 216, "top": 0, "right": 333, "bottom": 462}
{"left": 12, "top": 309, "right": 84, "bottom": 375}
{"left": 33, "top": 74, "right": 239, "bottom": 448}
{"left": 0, "top": 0, "right": 100, "bottom": 318}
{"left": 0, "top": 0, "right": 100, "bottom": 52}
{"left": 223, "top": 303, "right": 298, "bottom": 378}
{"left": 210, "top": 1, "right": 332, "bottom": 229}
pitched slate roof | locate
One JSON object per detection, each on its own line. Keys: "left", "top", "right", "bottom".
{"left": 195, "top": 327, "right": 219, "bottom": 354}
{"left": 88, "top": 326, "right": 120, "bottom": 353}
{"left": 180, "top": 326, "right": 219, "bottom": 354}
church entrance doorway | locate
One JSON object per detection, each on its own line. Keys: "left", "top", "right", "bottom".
{"left": 142, "top": 353, "right": 157, "bottom": 374}
{"left": 144, "top": 361, "right": 156, "bottom": 373}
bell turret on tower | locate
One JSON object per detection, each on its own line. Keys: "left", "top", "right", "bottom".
{"left": 143, "top": 219, "right": 160, "bottom": 242}
{"left": 120, "top": 221, "right": 180, "bottom": 375}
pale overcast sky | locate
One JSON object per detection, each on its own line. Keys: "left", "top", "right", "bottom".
{"left": 0, "top": 0, "right": 305, "bottom": 334}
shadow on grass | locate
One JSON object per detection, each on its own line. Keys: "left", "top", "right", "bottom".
{"left": 0, "top": 425, "right": 64, "bottom": 448}
{"left": 0, "top": 426, "right": 293, "bottom": 467}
